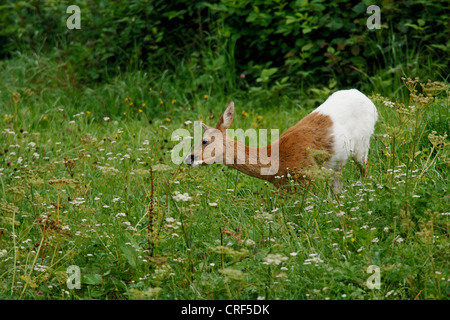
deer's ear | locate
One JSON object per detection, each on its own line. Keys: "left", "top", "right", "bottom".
{"left": 201, "top": 122, "right": 209, "bottom": 130}
{"left": 216, "top": 101, "right": 234, "bottom": 130}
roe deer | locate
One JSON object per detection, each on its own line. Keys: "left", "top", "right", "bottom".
{"left": 185, "top": 89, "right": 378, "bottom": 192}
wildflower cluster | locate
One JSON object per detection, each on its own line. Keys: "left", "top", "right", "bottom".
{"left": 172, "top": 191, "right": 192, "bottom": 202}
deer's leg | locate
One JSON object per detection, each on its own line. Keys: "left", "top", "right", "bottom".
{"left": 355, "top": 161, "right": 366, "bottom": 180}
{"left": 353, "top": 150, "right": 370, "bottom": 181}
{"left": 331, "top": 170, "right": 343, "bottom": 193}
{"left": 327, "top": 169, "right": 343, "bottom": 199}
{"left": 353, "top": 141, "right": 370, "bottom": 180}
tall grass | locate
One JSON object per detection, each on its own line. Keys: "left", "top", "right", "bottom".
{"left": 0, "top": 47, "right": 448, "bottom": 300}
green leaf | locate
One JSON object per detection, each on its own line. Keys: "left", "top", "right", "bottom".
{"left": 163, "top": 10, "right": 187, "bottom": 20}
{"left": 120, "top": 244, "right": 137, "bottom": 268}
{"left": 83, "top": 274, "right": 102, "bottom": 285}
{"left": 302, "top": 43, "right": 314, "bottom": 51}
{"left": 286, "top": 15, "right": 300, "bottom": 24}
{"left": 404, "top": 23, "right": 421, "bottom": 31}
{"left": 430, "top": 44, "right": 448, "bottom": 51}
{"left": 257, "top": 67, "right": 278, "bottom": 83}
{"left": 261, "top": 67, "right": 278, "bottom": 78}
{"left": 352, "top": 2, "right": 366, "bottom": 14}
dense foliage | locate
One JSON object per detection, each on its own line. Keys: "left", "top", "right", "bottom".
{"left": 1, "top": 0, "right": 448, "bottom": 90}
{"left": 0, "top": 1, "right": 448, "bottom": 301}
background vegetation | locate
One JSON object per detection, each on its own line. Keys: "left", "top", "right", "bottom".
{"left": 0, "top": 0, "right": 448, "bottom": 300}
{"left": 1, "top": 0, "right": 448, "bottom": 93}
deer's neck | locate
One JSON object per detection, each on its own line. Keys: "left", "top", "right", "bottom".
{"left": 224, "top": 139, "right": 279, "bottom": 182}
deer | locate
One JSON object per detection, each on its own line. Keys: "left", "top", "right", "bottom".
{"left": 184, "top": 89, "right": 378, "bottom": 193}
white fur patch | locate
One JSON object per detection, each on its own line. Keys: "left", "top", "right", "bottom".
{"left": 314, "top": 89, "right": 378, "bottom": 170}
{"left": 191, "top": 160, "right": 203, "bottom": 167}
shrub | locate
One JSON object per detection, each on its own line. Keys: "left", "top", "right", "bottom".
{"left": 0, "top": 0, "right": 448, "bottom": 90}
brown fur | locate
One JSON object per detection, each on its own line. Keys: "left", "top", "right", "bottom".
{"left": 223, "top": 112, "right": 334, "bottom": 186}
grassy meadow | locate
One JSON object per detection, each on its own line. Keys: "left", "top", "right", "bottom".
{"left": 0, "top": 53, "right": 448, "bottom": 300}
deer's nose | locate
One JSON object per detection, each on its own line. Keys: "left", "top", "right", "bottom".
{"left": 185, "top": 154, "right": 196, "bottom": 165}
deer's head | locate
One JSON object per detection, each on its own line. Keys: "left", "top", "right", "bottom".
{"left": 185, "top": 101, "right": 235, "bottom": 167}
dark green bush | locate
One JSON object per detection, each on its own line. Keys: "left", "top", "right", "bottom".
{"left": 0, "top": 0, "right": 448, "bottom": 90}
{"left": 0, "top": 0, "right": 209, "bottom": 81}
{"left": 208, "top": 0, "right": 449, "bottom": 91}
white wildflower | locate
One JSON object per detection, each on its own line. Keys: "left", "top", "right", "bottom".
{"left": 336, "top": 211, "right": 345, "bottom": 217}
{"left": 263, "top": 253, "right": 288, "bottom": 265}
{"left": 172, "top": 191, "right": 192, "bottom": 202}
{"left": 245, "top": 239, "right": 256, "bottom": 246}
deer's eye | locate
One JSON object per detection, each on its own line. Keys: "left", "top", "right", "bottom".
{"left": 202, "top": 139, "right": 208, "bottom": 145}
